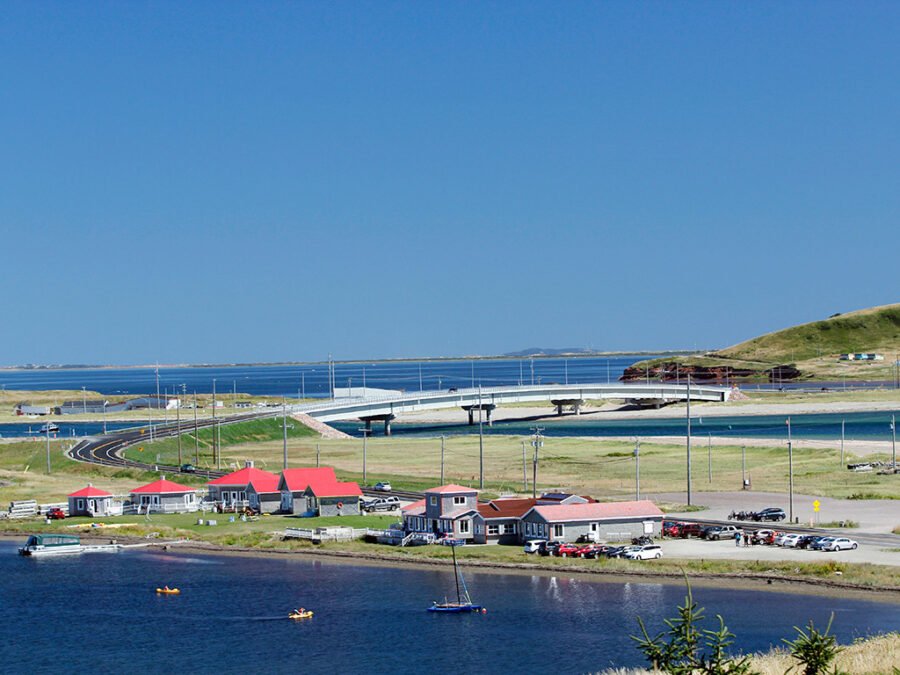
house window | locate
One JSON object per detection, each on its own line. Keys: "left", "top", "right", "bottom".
{"left": 77, "top": 499, "right": 84, "bottom": 510}
{"left": 453, "top": 496, "right": 466, "bottom": 505}
{"left": 503, "top": 523, "right": 517, "bottom": 535}
{"left": 487, "top": 524, "right": 499, "bottom": 535}
{"left": 458, "top": 520, "right": 470, "bottom": 534}
{"left": 430, "top": 496, "right": 437, "bottom": 506}
{"left": 475, "top": 524, "right": 483, "bottom": 534}
{"left": 591, "top": 522, "right": 598, "bottom": 532}
{"left": 553, "top": 524, "right": 564, "bottom": 537}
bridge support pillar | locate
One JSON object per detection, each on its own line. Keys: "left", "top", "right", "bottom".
{"left": 359, "top": 413, "right": 396, "bottom": 437}
{"left": 551, "top": 399, "right": 585, "bottom": 416}
{"left": 462, "top": 404, "right": 496, "bottom": 426}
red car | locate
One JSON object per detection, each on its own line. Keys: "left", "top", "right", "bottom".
{"left": 46, "top": 507, "right": 66, "bottom": 520}
{"left": 556, "top": 542, "right": 581, "bottom": 557}
{"left": 662, "top": 521, "right": 683, "bottom": 537}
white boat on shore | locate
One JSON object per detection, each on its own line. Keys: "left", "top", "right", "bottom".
{"left": 18, "top": 534, "right": 120, "bottom": 557}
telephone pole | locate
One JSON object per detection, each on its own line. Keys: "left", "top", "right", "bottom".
{"left": 686, "top": 374, "right": 692, "bottom": 505}
{"left": 530, "top": 427, "right": 544, "bottom": 499}
{"left": 634, "top": 438, "right": 641, "bottom": 500}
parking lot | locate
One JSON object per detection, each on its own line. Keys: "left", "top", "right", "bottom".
{"left": 656, "top": 536, "right": 899, "bottom": 566}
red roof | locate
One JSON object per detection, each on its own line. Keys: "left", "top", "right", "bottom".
{"left": 208, "top": 467, "right": 280, "bottom": 493}
{"left": 310, "top": 481, "right": 363, "bottom": 498}
{"left": 280, "top": 467, "right": 337, "bottom": 492}
{"left": 426, "top": 484, "right": 477, "bottom": 494}
{"left": 68, "top": 485, "right": 113, "bottom": 498}
{"left": 402, "top": 498, "right": 426, "bottom": 515}
{"left": 477, "top": 497, "right": 537, "bottom": 519}
{"left": 131, "top": 478, "right": 196, "bottom": 494}
{"left": 529, "top": 500, "right": 664, "bottom": 523}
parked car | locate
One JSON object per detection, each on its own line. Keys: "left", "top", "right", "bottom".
{"left": 796, "top": 535, "right": 824, "bottom": 549}
{"left": 778, "top": 533, "right": 803, "bottom": 548}
{"left": 624, "top": 544, "right": 663, "bottom": 560}
{"left": 523, "top": 539, "right": 545, "bottom": 554}
{"left": 180, "top": 463, "right": 197, "bottom": 473}
{"left": 556, "top": 542, "right": 581, "bottom": 558}
{"left": 679, "top": 523, "right": 704, "bottom": 538}
{"left": 810, "top": 537, "right": 837, "bottom": 551}
{"left": 538, "top": 541, "right": 562, "bottom": 557}
{"left": 576, "top": 543, "right": 607, "bottom": 558}
{"left": 750, "top": 529, "right": 776, "bottom": 545}
{"left": 662, "top": 521, "right": 684, "bottom": 537}
{"left": 820, "top": 537, "right": 858, "bottom": 552}
{"left": 576, "top": 532, "right": 601, "bottom": 544}
{"left": 582, "top": 545, "right": 613, "bottom": 559}
{"left": 373, "top": 482, "right": 392, "bottom": 492}
{"left": 363, "top": 496, "right": 401, "bottom": 512}
{"left": 703, "top": 525, "right": 742, "bottom": 541}
{"left": 46, "top": 507, "right": 66, "bottom": 520}
{"left": 607, "top": 545, "right": 642, "bottom": 559}
{"left": 755, "top": 507, "right": 787, "bottom": 522}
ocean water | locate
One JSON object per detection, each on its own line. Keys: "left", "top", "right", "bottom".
{"left": 1, "top": 542, "right": 896, "bottom": 674}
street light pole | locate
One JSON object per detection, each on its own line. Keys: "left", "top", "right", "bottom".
{"left": 176, "top": 394, "right": 182, "bottom": 466}
{"left": 440, "top": 435, "right": 445, "bottom": 485}
{"left": 358, "top": 427, "right": 368, "bottom": 485}
{"left": 46, "top": 424, "right": 51, "bottom": 474}
{"left": 478, "top": 384, "right": 484, "bottom": 490}
{"left": 212, "top": 379, "right": 217, "bottom": 468}
{"left": 193, "top": 392, "right": 199, "bottom": 464}
{"left": 282, "top": 398, "right": 288, "bottom": 470}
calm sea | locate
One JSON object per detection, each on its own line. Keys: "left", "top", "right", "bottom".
{"left": 2, "top": 542, "right": 896, "bottom": 674}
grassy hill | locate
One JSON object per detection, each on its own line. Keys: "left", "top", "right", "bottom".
{"left": 627, "top": 303, "right": 900, "bottom": 381}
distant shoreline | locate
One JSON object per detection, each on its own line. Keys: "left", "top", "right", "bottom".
{"left": 0, "top": 351, "right": 693, "bottom": 372}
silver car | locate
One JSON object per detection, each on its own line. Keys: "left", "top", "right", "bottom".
{"left": 822, "top": 537, "right": 858, "bottom": 551}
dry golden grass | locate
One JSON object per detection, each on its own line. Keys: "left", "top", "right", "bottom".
{"left": 598, "top": 632, "right": 899, "bottom": 674}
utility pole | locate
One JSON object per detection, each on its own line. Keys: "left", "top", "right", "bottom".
{"left": 46, "top": 424, "right": 51, "bottom": 474}
{"left": 707, "top": 433, "right": 712, "bottom": 483}
{"left": 478, "top": 384, "right": 484, "bottom": 490}
{"left": 193, "top": 392, "right": 199, "bottom": 464}
{"left": 530, "top": 426, "right": 544, "bottom": 499}
{"left": 212, "top": 379, "right": 217, "bottom": 468}
{"left": 358, "top": 427, "right": 368, "bottom": 485}
{"left": 741, "top": 445, "right": 746, "bottom": 487}
{"left": 892, "top": 414, "right": 897, "bottom": 469}
{"left": 282, "top": 398, "right": 288, "bottom": 470}
{"left": 176, "top": 394, "right": 182, "bottom": 466}
{"left": 840, "top": 418, "right": 845, "bottom": 467}
{"left": 686, "top": 374, "right": 692, "bottom": 506}
{"left": 634, "top": 438, "right": 641, "bottom": 500}
{"left": 440, "top": 435, "right": 445, "bottom": 485}
{"left": 787, "top": 417, "right": 794, "bottom": 523}
{"left": 316, "top": 443, "right": 320, "bottom": 467}
{"left": 522, "top": 440, "right": 527, "bottom": 491}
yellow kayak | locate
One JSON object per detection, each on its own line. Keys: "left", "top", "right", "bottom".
{"left": 288, "top": 610, "right": 313, "bottom": 620}
{"left": 156, "top": 587, "right": 181, "bottom": 595}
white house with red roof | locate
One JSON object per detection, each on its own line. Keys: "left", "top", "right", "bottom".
{"left": 207, "top": 462, "right": 281, "bottom": 513}
{"left": 68, "top": 484, "right": 122, "bottom": 517}
{"left": 277, "top": 467, "right": 362, "bottom": 517}
{"left": 130, "top": 477, "right": 198, "bottom": 514}
{"left": 520, "top": 500, "right": 664, "bottom": 543}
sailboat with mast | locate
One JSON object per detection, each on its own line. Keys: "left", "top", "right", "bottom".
{"left": 427, "top": 543, "right": 484, "bottom": 614}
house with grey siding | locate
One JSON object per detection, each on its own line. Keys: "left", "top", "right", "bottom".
{"left": 207, "top": 463, "right": 281, "bottom": 513}
{"left": 402, "top": 484, "right": 482, "bottom": 543}
{"left": 129, "top": 477, "right": 198, "bottom": 514}
{"left": 278, "top": 467, "right": 362, "bottom": 517}
{"left": 519, "top": 500, "right": 664, "bottom": 544}
{"left": 68, "top": 484, "right": 122, "bottom": 517}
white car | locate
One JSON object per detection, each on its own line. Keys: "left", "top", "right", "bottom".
{"left": 821, "top": 537, "right": 858, "bottom": 552}
{"left": 523, "top": 540, "right": 545, "bottom": 554}
{"left": 624, "top": 544, "right": 663, "bottom": 560}
{"left": 373, "top": 482, "right": 392, "bottom": 492}
{"left": 778, "top": 533, "right": 803, "bottom": 548}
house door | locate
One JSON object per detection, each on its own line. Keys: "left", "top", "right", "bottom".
{"left": 281, "top": 492, "right": 292, "bottom": 512}
{"left": 88, "top": 499, "right": 96, "bottom": 514}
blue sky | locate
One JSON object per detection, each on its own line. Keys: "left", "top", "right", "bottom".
{"left": 2, "top": 2, "right": 898, "bottom": 365}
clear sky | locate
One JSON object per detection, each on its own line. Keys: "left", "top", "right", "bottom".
{"left": 2, "top": 2, "right": 898, "bottom": 366}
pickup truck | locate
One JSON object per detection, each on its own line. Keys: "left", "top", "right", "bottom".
{"left": 703, "top": 525, "right": 743, "bottom": 541}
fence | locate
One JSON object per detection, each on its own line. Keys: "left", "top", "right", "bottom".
{"left": 283, "top": 527, "right": 368, "bottom": 542}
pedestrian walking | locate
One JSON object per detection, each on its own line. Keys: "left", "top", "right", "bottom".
{"left": 734, "top": 531, "right": 741, "bottom": 547}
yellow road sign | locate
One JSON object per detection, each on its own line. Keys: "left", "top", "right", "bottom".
{"left": 812, "top": 499, "right": 820, "bottom": 513}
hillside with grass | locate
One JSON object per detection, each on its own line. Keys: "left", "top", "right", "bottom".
{"left": 625, "top": 303, "right": 900, "bottom": 382}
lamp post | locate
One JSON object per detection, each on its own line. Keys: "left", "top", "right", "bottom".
{"left": 478, "top": 384, "right": 484, "bottom": 490}
{"left": 634, "top": 438, "right": 641, "bottom": 500}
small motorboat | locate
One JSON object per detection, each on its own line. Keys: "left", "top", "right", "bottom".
{"left": 38, "top": 423, "right": 60, "bottom": 434}
{"left": 156, "top": 587, "right": 181, "bottom": 595}
{"left": 288, "top": 610, "right": 314, "bottom": 620}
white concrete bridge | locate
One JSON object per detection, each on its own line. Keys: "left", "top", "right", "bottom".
{"left": 292, "top": 382, "right": 732, "bottom": 434}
